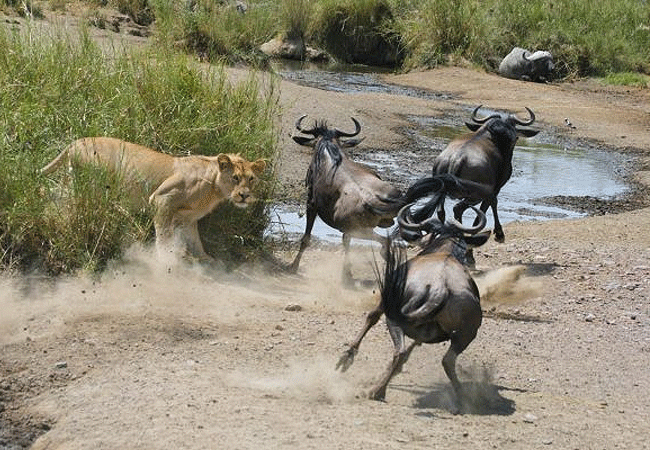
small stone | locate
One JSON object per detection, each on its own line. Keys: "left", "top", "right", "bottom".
{"left": 523, "top": 413, "right": 537, "bottom": 423}
{"left": 54, "top": 361, "right": 68, "bottom": 369}
{"left": 585, "top": 313, "right": 596, "bottom": 322}
{"left": 285, "top": 304, "right": 302, "bottom": 312}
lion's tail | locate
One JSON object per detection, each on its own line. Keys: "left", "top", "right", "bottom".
{"left": 40, "top": 142, "right": 77, "bottom": 175}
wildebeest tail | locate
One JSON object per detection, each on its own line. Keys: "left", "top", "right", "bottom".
{"left": 375, "top": 238, "right": 409, "bottom": 323}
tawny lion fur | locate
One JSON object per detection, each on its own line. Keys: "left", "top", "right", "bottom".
{"left": 41, "top": 137, "right": 266, "bottom": 259}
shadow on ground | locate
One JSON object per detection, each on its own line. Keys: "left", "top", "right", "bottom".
{"left": 393, "top": 380, "right": 517, "bottom": 416}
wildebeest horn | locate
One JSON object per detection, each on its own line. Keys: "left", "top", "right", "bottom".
{"left": 444, "top": 204, "right": 487, "bottom": 235}
{"left": 335, "top": 117, "right": 361, "bottom": 138}
{"left": 397, "top": 203, "right": 421, "bottom": 231}
{"left": 295, "top": 115, "right": 319, "bottom": 135}
{"left": 512, "top": 107, "right": 536, "bottom": 126}
{"left": 397, "top": 201, "right": 447, "bottom": 236}
{"left": 397, "top": 203, "right": 438, "bottom": 232}
{"left": 470, "top": 105, "right": 501, "bottom": 124}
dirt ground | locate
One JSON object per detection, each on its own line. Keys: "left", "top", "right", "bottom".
{"left": 2, "top": 10, "right": 650, "bottom": 450}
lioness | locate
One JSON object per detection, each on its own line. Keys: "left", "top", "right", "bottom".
{"left": 41, "top": 137, "right": 267, "bottom": 259}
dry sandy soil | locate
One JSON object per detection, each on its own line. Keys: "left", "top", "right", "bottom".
{"left": 2, "top": 10, "right": 650, "bottom": 450}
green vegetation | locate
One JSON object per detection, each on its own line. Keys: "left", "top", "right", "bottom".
{"left": 151, "top": 0, "right": 650, "bottom": 78}
{"left": 5, "top": 0, "right": 648, "bottom": 77}
{"left": 601, "top": 72, "right": 650, "bottom": 88}
{"left": 152, "top": 0, "right": 277, "bottom": 66}
{"left": 1, "top": 0, "right": 648, "bottom": 274}
{"left": 0, "top": 25, "right": 279, "bottom": 274}
{"left": 309, "top": 0, "right": 402, "bottom": 66}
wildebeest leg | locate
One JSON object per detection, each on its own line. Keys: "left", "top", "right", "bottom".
{"left": 289, "top": 206, "right": 317, "bottom": 272}
{"left": 489, "top": 198, "right": 504, "bottom": 242}
{"left": 341, "top": 233, "right": 354, "bottom": 286}
{"left": 442, "top": 324, "right": 479, "bottom": 414}
{"left": 336, "top": 303, "right": 383, "bottom": 372}
{"left": 369, "top": 321, "right": 420, "bottom": 401}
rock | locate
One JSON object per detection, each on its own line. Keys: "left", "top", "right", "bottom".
{"left": 260, "top": 36, "right": 305, "bottom": 61}
{"left": 523, "top": 413, "right": 538, "bottom": 423}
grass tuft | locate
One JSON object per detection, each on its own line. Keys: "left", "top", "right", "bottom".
{"left": 0, "top": 25, "right": 279, "bottom": 274}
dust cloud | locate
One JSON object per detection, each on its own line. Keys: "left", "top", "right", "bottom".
{"left": 0, "top": 244, "right": 376, "bottom": 347}
{"left": 475, "top": 265, "right": 543, "bottom": 306}
{"left": 223, "top": 357, "right": 359, "bottom": 404}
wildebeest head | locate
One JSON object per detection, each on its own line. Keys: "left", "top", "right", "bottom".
{"left": 397, "top": 199, "right": 491, "bottom": 265}
{"left": 292, "top": 115, "right": 364, "bottom": 149}
{"left": 292, "top": 115, "right": 365, "bottom": 185}
{"left": 465, "top": 105, "right": 540, "bottom": 148}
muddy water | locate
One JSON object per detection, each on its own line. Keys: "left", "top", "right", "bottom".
{"left": 269, "top": 69, "right": 630, "bottom": 243}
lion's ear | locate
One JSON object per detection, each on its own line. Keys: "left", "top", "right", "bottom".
{"left": 251, "top": 159, "right": 266, "bottom": 175}
{"left": 217, "top": 154, "right": 233, "bottom": 173}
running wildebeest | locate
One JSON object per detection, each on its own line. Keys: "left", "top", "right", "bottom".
{"left": 429, "top": 105, "right": 539, "bottom": 245}
{"left": 288, "top": 115, "right": 403, "bottom": 285}
{"left": 336, "top": 195, "right": 490, "bottom": 412}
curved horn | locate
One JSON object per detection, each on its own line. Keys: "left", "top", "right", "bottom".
{"left": 511, "top": 107, "right": 536, "bottom": 126}
{"left": 335, "top": 117, "right": 361, "bottom": 138}
{"left": 397, "top": 201, "right": 446, "bottom": 237}
{"left": 444, "top": 204, "right": 487, "bottom": 235}
{"left": 397, "top": 203, "right": 422, "bottom": 232}
{"left": 295, "top": 115, "right": 319, "bottom": 135}
{"left": 470, "top": 105, "right": 501, "bottom": 124}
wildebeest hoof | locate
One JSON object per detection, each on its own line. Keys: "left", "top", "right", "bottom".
{"left": 335, "top": 348, "right": 357, "bottom": 372}
{"left": 368, "top": 389, "right": 386, "bottom": 402}
{"left": 283, "top": 261, "right": 300, "bottom": 274}
{"left": 495, "top": 234, "right": 505, "bottom": 243}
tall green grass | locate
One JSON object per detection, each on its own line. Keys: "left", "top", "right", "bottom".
{"left": 147, "top": 0, "right": 650, "bottom": 78}
{"left": 309, "top": 0, "right": 402, "bottom": 66}
{"left": 152, "top": 0, "right": 278, "bottom": 65}
{"left": 390, "top": 0, "right": 650, "bottom": 76}
{"left": 0, "top": 24, "right": 279, "bottom": 274}
{"left": 17, "top": 0, "right": 648, "bottom": 77}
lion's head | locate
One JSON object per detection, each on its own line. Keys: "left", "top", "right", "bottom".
{"left": 216, "top": 153, "right": 267, "bottom": 208}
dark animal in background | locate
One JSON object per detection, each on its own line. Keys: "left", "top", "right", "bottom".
{"left": 429, "top": 105, "right": 539, "bottom": 245}
{"left": 289, "top": 116, "right": 403, "bottom": 285}
{"left": 336, "top": 197, "right": 490, "bottom": 411}
{"left": 498, "top": 47, "right": 554, "bottom": 83}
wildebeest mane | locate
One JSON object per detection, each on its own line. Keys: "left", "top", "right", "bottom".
{"left": 304, "top": 122, "right": 344, "bottom": 189}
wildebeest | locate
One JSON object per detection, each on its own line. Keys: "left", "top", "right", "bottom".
{"left": 288, "top": 116, "right": 403, "bottom": 285}
{"left": 498, "top": 47, "right": 554, "bottom": 82}
{"left": 336, "top": 197, "right": 490, "bottom": 411}
{"left": 427, "top": 105, "right": 539, "bottom": 245}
